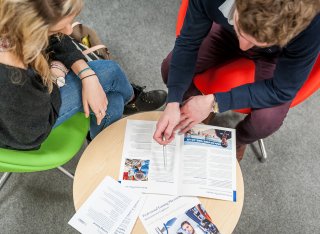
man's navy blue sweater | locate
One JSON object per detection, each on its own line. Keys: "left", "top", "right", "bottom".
{"left": 167, "top": 0, "right": 320, "bottom": 112}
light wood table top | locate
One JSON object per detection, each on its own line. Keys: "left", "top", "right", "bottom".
{"left": 73, "top": 111, "right": 244, "bottom": 234}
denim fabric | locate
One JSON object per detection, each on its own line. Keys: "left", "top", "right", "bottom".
{"left": 54, "top": 60, "right": 133, "bottom": 139}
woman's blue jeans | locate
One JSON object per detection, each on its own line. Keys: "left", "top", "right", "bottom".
{"left": 54, "top": 60, "right": 133, "bottom": 139}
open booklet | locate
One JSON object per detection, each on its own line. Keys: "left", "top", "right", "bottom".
{"left": 118, "top": 120, "right": 237, "bottom": 202}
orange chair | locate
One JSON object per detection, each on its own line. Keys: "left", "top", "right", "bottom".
{"left": 175, "top": 0, "right": 320, "bottom": 162}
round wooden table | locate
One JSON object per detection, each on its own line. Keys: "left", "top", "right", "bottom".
{"left": 73, "top": 111, "right": 244, "bottom": 234}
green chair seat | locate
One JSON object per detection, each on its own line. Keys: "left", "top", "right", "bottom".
{"left": 0, "top": 113, "right": 89, "bottom": 173}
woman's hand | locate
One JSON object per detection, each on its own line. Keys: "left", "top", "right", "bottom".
{"left": 81, "top": 75, "right": 108, "bottom": 125}
{"left": 71, "top": 60, "right": 108, "bottom": 125}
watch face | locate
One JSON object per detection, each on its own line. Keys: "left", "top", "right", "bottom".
{"left": 56, "top": 76, "right": 66, "bottom": 87}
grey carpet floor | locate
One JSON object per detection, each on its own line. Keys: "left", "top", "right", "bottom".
{"left": 1, "top": 0, "right": 319, "bottom": 233}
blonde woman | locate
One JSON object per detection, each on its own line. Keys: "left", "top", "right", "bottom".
{"left": 0, "top": 0, "right": 166, "bottom": 150}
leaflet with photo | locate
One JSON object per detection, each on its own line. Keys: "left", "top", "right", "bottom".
{"left": 68, "top": 176, "right": 141, "bottom": 234}
{"left": 140, "top": 195, "right": 220, "bottom": 234}
{"left": 118, "top": 120, "right": 237, "bottom": 202}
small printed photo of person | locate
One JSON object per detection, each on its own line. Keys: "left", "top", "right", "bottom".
{"left": 156, "top": 203, "right": 220, "bottom": 234}
{"left": 122, "top": 159, "right": 150, "bottom": 181}
{"left": 185, "top": 126, "right": 232, "bottom": 150}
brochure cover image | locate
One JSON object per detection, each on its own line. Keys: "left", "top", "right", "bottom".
{"left": 155, "top": 204, "right": 220, "bottom": 234}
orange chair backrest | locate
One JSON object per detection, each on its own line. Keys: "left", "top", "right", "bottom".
{"left": 193, "top": 59, "right": 254, "bottom": 114}
{"left": 176, "top": 0, "right": 189, "bottom": 37}
{"left": 291, "top": 56, "right": 320, "bottom": 108}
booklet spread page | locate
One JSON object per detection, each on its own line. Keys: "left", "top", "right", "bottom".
{"left": 118, "top": 120, "right": 237, "bottom": 202}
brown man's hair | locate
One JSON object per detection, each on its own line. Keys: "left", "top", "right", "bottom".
{"left": 235, "top": 0, "right": 320, "bottom": 47}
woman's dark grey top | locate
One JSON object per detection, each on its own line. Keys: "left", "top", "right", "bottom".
{"left": 0, "top": 35, "right": 85, "bottom": 150}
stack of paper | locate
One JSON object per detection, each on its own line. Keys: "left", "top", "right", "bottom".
{"left": 70, "top": 120, "right": 235, "bottom": 233}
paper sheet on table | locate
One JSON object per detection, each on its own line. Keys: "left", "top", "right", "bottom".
{"left": 68, "top": 176, "right": 140, "bottom": 234}
{"left": 115, "top": 195, "right": 146, "bottom": 234}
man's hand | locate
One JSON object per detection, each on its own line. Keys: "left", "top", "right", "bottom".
{"left": 82, "top": 76, "right": 108, "bottom": 125}
{"left": 175, "top": 94, "right": 214, "bottom": 133}
{"left": 153, "top": 102, "right": 180, "bottom": 145}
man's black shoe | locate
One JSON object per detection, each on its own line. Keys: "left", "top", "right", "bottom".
{"left": 124, "top": 84, "right": 167, "bottom": 115}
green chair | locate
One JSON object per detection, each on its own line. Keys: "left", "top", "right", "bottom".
{"left": 0, "top": 112, "right": 90, "bottom": 189}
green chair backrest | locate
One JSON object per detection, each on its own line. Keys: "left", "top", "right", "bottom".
{"left": 0, "top": 113, "right": 89, "bottom": 172}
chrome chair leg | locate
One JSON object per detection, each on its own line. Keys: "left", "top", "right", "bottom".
{"left": 258, "top": 139, "right": 267, "bottom": 163}
{"left": 0, "top": 172, "right": 12, "bottom": 190}
{"left": 1, "top": 168, "right": 73, "bottom": 191}
{"left": 57, "top": 166, "right": 74, "bottom": 179}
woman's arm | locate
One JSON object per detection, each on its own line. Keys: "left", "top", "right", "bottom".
{"left": 48, "top": 35, "right": 108, "bottom": 125}
{"left": 71, "top": 59, "right": 108, "bottom": 125}
{"left": 48, "top": 35, "right": 86, "bottom": 68}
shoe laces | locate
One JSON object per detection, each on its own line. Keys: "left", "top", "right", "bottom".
{"left": 140, "top": 92, "right": 154, "bottom": 103}
{"left": 131, "top": 84, "right": 154, "bottom": 104}
{"left": 132, "top": 83, "right": 146, "bottom": 96}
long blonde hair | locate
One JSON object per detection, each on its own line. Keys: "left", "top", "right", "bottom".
{"left": 0, "top": 0, "right": 83, "bottom": 92}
